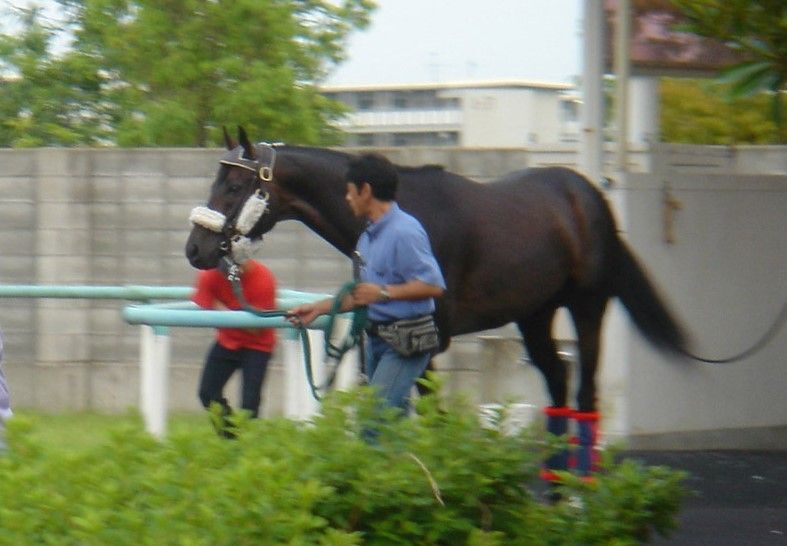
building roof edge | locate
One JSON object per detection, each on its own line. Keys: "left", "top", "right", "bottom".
{"left": 320, "top": 79, "right": 574, "bottom": 93}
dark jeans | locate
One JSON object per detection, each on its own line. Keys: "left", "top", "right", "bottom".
{"left": 198, "top": 342, "right": 271, "bottom": 419}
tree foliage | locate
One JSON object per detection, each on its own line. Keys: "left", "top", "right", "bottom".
{"left": 0, "top": 0, "right": 375, "bottom": 147}
{"left": 660, "top": 78, "right": 779, "bottom": 144}
{"left": 0, "top": 7, "right": 110, "bottom": 146}
{"left": 669, "top": 0, "right": 787, "bottom": 142}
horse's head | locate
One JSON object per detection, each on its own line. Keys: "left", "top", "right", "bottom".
{"left": 185, "top": 126, "right": 284, "bottom": 269}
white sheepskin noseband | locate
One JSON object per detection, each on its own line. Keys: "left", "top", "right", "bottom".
{"left": 235, "top": 190, "right": 269, "bottom": 235}
{"left": 189, "top": 206, "right": 226, "bottom": 233}
{"left": 189, "top": 190, "right": 270, "bottom": 262}
{"left": 230, "top": 235, "right": 266, "bottom": 263}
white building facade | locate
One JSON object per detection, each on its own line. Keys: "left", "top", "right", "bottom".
{"left": 321, "top": 80, "right": 580, "bottom": 148}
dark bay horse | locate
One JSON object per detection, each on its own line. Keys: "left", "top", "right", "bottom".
{"left": 185, "top": 128, "right": 688, "bottom": 416}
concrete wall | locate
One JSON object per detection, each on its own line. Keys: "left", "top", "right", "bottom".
{"left": 0, "top": 147, "right": 351, "bottom": 417}
{"left": 1, "top": 145, "right": 785, "bottom": 448}
{"left": 601, "top": 172, "right": 787, "bottom": 449}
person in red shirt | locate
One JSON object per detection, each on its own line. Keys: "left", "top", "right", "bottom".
{"left": 192, "top": 259, "right": 276, "bottom": 436}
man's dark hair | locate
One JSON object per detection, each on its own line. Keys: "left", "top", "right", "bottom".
{"left": 346, "top": 153, "right": 398, "bottom": 201}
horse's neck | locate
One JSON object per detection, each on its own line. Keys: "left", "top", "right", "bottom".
{"left": 290, "top": 198, "right": 361, "bottom": 257}
{"left": 280, "top": 149, "right": 362, "bottom": 256}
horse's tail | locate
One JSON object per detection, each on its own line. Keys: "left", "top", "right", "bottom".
{"left": 610, "top": 238, "right": 688, "bottom": 355}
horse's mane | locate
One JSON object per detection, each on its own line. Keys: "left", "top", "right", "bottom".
{"left": 277, "top": 144, "right": 352, "bottom": 162}
{"left": 275, "top": 143, "right": 447, "bottom": 173}
{"left": 397, "top": 164, "right": 445, "bottom": 173}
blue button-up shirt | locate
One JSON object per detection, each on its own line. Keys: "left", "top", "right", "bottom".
{"left": 357, "top": 203, "right": 446, "bottom": 322}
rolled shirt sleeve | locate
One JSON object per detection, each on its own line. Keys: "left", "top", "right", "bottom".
{"left": 394, "top": 224, "right": 445, "bottom": 289}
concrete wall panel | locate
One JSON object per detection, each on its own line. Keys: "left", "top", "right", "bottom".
{"left": 0, "top": 146, "right": 784, "bottom": 450}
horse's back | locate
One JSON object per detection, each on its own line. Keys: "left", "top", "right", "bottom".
{"left": 493, "top": 166, "right": 600, "bottom": 200}
{"left": 398, "top": 164, "right": 612, "bottom": 259}
{"left": 396, "top": 164, "right": 616, "bottom": 331}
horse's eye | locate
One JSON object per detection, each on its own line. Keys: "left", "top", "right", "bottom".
{"left": 227, "top": 183, "right": 242, "bottom": 194}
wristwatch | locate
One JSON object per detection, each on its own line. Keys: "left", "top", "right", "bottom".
{"left": 379, "top": 285, "right": 391, "bottom": 302}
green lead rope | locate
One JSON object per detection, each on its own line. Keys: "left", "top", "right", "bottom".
{"left": 296, "top": 281, "right": 367, "bottom": 401}
{"left": 222, "top": 257, "right": 366, "bottom": 400}
{"left": 324, "top": 281, "right": 368, "bottom": 360}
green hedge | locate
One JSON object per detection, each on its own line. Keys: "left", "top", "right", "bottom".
{"left": 0, "top": 386, "right": 686, "bottom": 545}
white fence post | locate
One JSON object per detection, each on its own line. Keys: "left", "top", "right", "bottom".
{"left": 140, "top": 325, "right": 170, "bottom": 438}
{"left": 281, "top": 319, "right": 362, "bottom": 420}
{"left": 326, "top": 316, "right": 362, "bottom": 390}
{"left": 282, "top": 329, "right": 326, "bottom": 419}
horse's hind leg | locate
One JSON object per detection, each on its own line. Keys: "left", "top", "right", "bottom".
{"left": 567, "top": 293, "right": 608, "bottom": 412}
{"left": 567, "top": 293, "right": 609, "bottom": 476}
{"left": 517, "top": 308, "right": 570, "bottom": 479}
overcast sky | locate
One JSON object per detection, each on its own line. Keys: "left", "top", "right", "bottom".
{"left": 326, "top": 0, "right": 583, "bottom": 86}
{"left": 1, "top": 0, "right": 584, "bottom": 86}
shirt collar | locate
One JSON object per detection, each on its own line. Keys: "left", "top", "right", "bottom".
{"left": 365, "top": 202, "right": 399, "bottom": 239}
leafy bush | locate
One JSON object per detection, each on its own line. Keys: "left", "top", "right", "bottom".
{"left": 0, "top": 386, "right": 686, "bottom": 545}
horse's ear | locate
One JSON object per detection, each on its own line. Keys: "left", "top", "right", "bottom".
{"left": 238, "top": 126, "right": 256, "bottom": 159}
{"left": 223, "top": 126, "right": 237, "bottom": 150}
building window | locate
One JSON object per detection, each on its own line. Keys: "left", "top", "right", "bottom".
{"left": 390, "top": 132, "right": 459, "bottom": 147}
{"left": 356, "top": 92, "right": 374, "bottom": 111}
{"left": 561, "top": 99, "right": 579, "bottom": 123}
{"left": 357, "top": 133, "right": 375, "bottom": 147}
{"left": 440, "top": 97, "right": 460, "bottom": 109}
{"left": 437, "top": 131, "right": 459, "bottom": 146}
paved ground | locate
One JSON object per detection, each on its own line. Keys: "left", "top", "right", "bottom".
{"left": 623, "top": 450, "right": 787, "bottom": 545}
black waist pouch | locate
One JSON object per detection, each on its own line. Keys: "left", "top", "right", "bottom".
{"left": 374, "top": 315, "right": 439, "bottom": 357}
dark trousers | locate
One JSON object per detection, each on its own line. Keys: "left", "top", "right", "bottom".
{"left": 198, "top": 342, "right": 271, "bottom": 419}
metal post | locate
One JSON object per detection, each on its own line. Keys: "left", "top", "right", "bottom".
{"left": 580, "top": 0, "right": 605, "bottom": 184}
{"left": 630, "top": 76, "right": 660, "bottom": 148}
{"left": 614, "top": 0, "right": 631, "bottom": 174}
{"left": 140, "top": 325, "right": 170, "bottom": 438}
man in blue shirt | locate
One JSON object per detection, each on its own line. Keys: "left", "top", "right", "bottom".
{"left": 288, "top": 153, "right": 445, "bottom": 413}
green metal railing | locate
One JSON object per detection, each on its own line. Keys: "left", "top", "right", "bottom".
{"left": 0, "top": 284, "right": 355, "bottom": 437}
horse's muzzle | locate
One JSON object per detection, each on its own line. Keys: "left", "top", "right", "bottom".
{"left": 185, "top": 237, "right": 223, "bottom": 270}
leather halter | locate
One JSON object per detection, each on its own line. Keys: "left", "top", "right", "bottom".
{"left": 189, "top": 142, "right": 281, "bottom": 263}
{"left": 218, "top": 142, "right": 278, "bottom": 182}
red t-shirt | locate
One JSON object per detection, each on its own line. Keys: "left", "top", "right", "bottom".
{"left": 192, "top": 260, "right": 277, "bottom": 352}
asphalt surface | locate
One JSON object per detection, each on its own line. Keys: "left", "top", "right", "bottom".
{"left": 624, "top": 451, "right": 787, "bottom": 545}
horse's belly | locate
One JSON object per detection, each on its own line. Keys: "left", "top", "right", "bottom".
{"left": 447, "top": 264, "right": 570, "bottom": 335}
{"left": 448, "top": 293, "right": 556, "bottom": 335}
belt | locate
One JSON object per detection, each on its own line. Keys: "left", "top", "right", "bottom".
{"left": 365, "top": 315, "right": 432, "bottom": 336}
{"left": 365, "top": 319, "right": 395, "bottom": 336}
